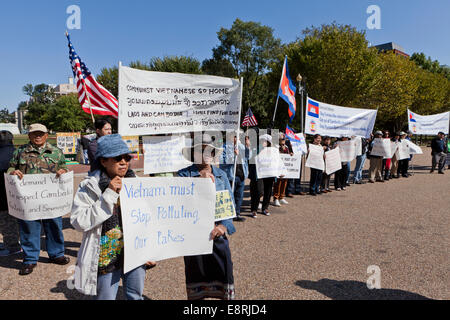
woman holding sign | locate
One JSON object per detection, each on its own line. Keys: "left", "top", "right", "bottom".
{"left": 71, "top": 134, "right": 155, "bottom": 300}
{"left": 179, "top": 133, "right": 236, "bottom": 300}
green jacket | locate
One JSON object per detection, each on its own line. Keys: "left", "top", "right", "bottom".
{"left": 8, "top": 142, "right": 67, "bottom": 174}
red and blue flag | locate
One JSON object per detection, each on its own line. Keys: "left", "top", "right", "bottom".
{"left": 307, "top": 99, "right": 319, "bottom": 118}
{"left": 278, "top": 56, "right": 297, "bottom": 122}
{"left": 409, "top": 112, "right": 416, "bottom": 122}
{"left": 286, "top": 124, "right": 301, "bottom": 143}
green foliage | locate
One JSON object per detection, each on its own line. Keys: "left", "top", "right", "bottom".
{"left": 22, "top": 83, "right": 56, "bottom": 104}
{"left": 211, "top": 18, "right": 282, "bottom": 126}
{"left": 97, "top": 66, "right": 119, "bottom": 98}
{"left": 410, "top": 53, "right": 450, "bottom": 80}
{"left": 0, "top": 108, "right": 16, "bottom": 123}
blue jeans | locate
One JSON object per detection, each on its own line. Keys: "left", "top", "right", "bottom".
{"left": 96, "top": 266, "right": 146, "bottom": 300}
{"left": 18, "top": 217, "right": 65, "bottom": 264}
{"left": 232, "top": 176, "right": 245, "bottom": 215}
{"left": 345, "top": 161, "right": 351, "bottom": 183}
{"left": 353, "top": 154, "right": 367, "bottom": 182}
{"left": 309, "top": 169, "right": 323, "bottom": 194}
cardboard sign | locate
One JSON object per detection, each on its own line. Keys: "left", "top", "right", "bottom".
{"left": 143, "top": 135, "right": 192, "bottom": 174}
{"left": 255, "top": 147, "right": 288, "bottom": 179}
{"left": 120, "top": 177, "right": 216, "bottom": 273}
{"left": 56, "top": 133, "right": 80, "bottom": 154}
{"left": 215, "top": 190, "right": 236, "bottom": 222}
{"left": 370, "top": 138, "right": 391, "bottom": 157}
{"left": 279, "top": 154, "right": 302, "bottom": 179}
{"left": 337, "top": 140, "right": 356, "bottom": 162}
{"left": 305, "top": 144, "right": 325, "bottom": 171}
{"left": 325, "top": 148, "right": 342, "bottom": 175}
{"left": 5, "top": 172, "right": 73, "bottom": 221}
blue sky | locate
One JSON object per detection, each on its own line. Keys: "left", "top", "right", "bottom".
{"left": 1, "top": 0, "right": 449, "bottom": 112}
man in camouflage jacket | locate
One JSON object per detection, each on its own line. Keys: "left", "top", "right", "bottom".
{"left": 8, "top": 124, "right": 71, "bottom": 275}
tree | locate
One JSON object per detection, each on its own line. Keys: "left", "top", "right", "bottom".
{"left": 0, "top": 108, "right": 15, "bottom": 123}
{"left": 97, "top": 66, "right": 119, "bottom": 98}
{"left": 22, "top": 83, "right": 56, "bottom": 104}
{"left": 211, "top": 18, "right": 282, "bottom": 126}
{"left": 201, "top": 57, "right": 236, "bottom": 78}
{"left": 44, "top": 94, "right": 93, "bottom": 132}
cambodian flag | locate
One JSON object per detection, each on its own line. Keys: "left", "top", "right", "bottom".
{"left": 307, "top": 99, "right": 319, "bottom": 118}
{"left": 409, "top": 112, "right": 416, "bottom": 122}
{"left": 278, "top": 56, "right": 297, "bottom": 122}
{"left": 286, "top": 124, "right": 301, "bottom": 143}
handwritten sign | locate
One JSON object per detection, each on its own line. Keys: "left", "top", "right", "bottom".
{"left": 385, "top": 141, "right": 398, "bottom": 159}
{"left": 337, "top": 140, "right": 356, "bottom": 162}
{"left": 305, "top": 144, "right": 325, "bottom": 171}
{"left": 255, "top": 147, "right": 287, "bottom": 179}
{"left": 370, "top": 138, "right": 390, "bottom": 157}
{"left": 279, "top": 154, "right": 302, "bottom": 179}
{"left": 120, "top": 177, "right": 216, "bottom": 273}
{"left": 325, "top": 147, "right": 342, "bottom": 175}
{"left": 408, "top": 141, "right": 423, "bottom": 155}
{"left": 215, "top": 190, "right": 236, "bottom": 222}
{"left": 118, "top": 66, "right": 242, "bottom": 135}
{"left": 4, "top": 172, "right": 73, "bottom": 221}
{"left": 143, "top": 136, "right": 192, "bottom": 174}
{"left": 56, "top": 133, "right": 80, "bottom": 154}
{"left": 396, "top": 140, "right": 411, "bottom": 160}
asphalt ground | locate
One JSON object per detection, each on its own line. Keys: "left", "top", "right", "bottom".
{"left": 0, "top": 147, "right": 448, "bottom": 300}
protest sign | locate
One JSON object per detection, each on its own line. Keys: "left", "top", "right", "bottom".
{"left": 337, "top": 140, "right": 356, "bottom": 162}
{"left": 325, "top": 147, "right": 342, "bottom": 175}
{"left": 396, "top": 140, "right": 412, "bottom": 160}
{"left": 408, "top": 110, "right": 450, "bottom": 135}
{"left": 56, "top": 133, "right": 80, "bottom": 154}
{"left": 120, "top": 177, "right": 216, "bottom": 273}
{"left": 4, "top": 172, "right": 73, "bottom": 221}
{"left": 255, "top": 147, "right": 287, "bottom": 179}
{"left": 370, "top": 138, "right": 391, "bottom": 157}
{"left": 143, "top": 136, "right": 192, "bottom": 174}
{"left": 384, "top": 141, "right": 399, "bottom": 159}
{"left": 408, "top": 141, "right": 423, "bottom": 155}
{"left": 122, "top": 135, "right": 140, "bottom": 159}
{"left": 280, "top": 154, "right": 302, "bottom": 179}
{"left": 305, "top": 144, "right": 325, "bottom": 171}
{"left": 118, "top": 65, "right": 242, "bottom": 135}
{"left": 354, "top": 136, "right": 363, "bottom": 156}
{"left": 215, "top": 190, "right": 236, "bottom": 222}
{"left": 305, "top": 97, "right": 377, "bottom": 138}
{"left": 290, "top": 133, "right": 308, "bottom": 155}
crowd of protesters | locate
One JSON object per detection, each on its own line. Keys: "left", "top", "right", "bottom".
{"left": 0, "top": 119, "right": 449, "bottom": 301}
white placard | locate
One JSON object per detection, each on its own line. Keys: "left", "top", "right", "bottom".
{"left": 325, "top": 148, "right": 342, "bottom": 175}
{"left": 280, "top": 154, "right": 302, "bottom": 179}
{"left": 5, "top": 172, "right": 73, "bottom": 221}
{"left": 118, "top": 65, "right": 242, "bottom": 135}
{"left": 305, "top": 144, "right": 325, "bottom": 171}
{"left": 143, "top": 135, "right": 192, "bottom": 174}
{"left": 370, "top": 138, "right": 391, "bottom": 157}
{"left": 120, "top": 177, "right": 216, "bottom": 273}
{"left": 354, "top": 136, "right": 363, "bottom": 156}
{"left": 337, "top": 140, "right": 356, "bottom": 162}
{"left": 408, "top": 110, "right": 450, "bottom": 135}
{"left": 396, "top": 140, "right": 411, "bottom": 160}
{"left": 384, "top": 141, "right": 398, "bottom": 159}
{"left": 255, "top": 147, "right": 287, "bottom": 179}
{"left": 305, "top": 97, "right": 377, "bottom": 138}
{"left": 408, "top": 141, "right": 423, "bottom": 155}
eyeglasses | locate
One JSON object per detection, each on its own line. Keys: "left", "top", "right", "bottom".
{"left": 112, "top": 154, "right": 132, "bottom": 162}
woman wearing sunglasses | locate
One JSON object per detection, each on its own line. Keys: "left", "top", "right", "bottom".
{"left": 178, "top": 133, "right": 236, "bottom": 300}
{"left": 70, "top": 134, "right": 155, "bottom": 299}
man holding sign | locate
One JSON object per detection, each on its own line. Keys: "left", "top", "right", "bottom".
{"left": 8, "top": 124, "right": 70, "bottom": 276}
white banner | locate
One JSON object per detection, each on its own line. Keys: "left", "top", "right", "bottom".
{"left": 370, "top": 138, "right": 391, "bottom": 157}
{"left": 337, "top": 140, "right": 357, "bottom": 162}
{"left": 118, "top": 65, "right": 242, "bottom": 135}
{"left": 255, "top": 147, "right": 287, "bottom": 179}
{"left": 280, "top": 154, "right": 302, "bottom": 179}
{"left": 305, "top": 97, "right": 377, "bottom": 138}
{"left": 120, "top": 177, "right": 216, "bottom": 273}
{"left": 143, "top": 135, "right": 192, "bottom": 174}
{"left": 325, "top": 147, "right": 342, "bottom": 175}
{"left": 305, "top": 144, "right": 325, "bottom": 171}
{"left": 5, "top": 172, "right": 73, "bottom": 221}
{"left": 408, "top": 110, "right": 450, "bottom": 135}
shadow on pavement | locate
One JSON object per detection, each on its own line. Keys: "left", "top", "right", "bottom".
{"left": 295, "top": 279, "right": 432, "bottom": 300}
{"left": 50, "top": 280, "right": 152, "bottom": 300}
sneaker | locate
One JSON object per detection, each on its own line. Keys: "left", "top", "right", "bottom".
{"left": 251, "top": 211, "right": 258, "bottom": 219}
{"left": 0, "top": 248, "right": 22, "bottom": 257}
{"left": 438, "top": 171, "right": 445, "bottom": 174}
{"left": 336, "top": 188, "right": 342, "bottom": 191}
{"left": 262, "top": 210, "right": 270, "bottom": 216}
{"left": 273, "top": 199, "right": 281, "bottom": 207}
{"left": 342, "top": 187, "right": 346, "bottom": 191}
{"left": 279, "top": 199, "right": 289, "bottom": 205}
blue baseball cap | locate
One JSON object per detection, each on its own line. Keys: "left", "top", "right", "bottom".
{"left": 95, "top": 134, "right": 131, "bottom": 160}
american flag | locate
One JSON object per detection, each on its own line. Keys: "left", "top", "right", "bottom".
{"left": 67, "top": 33, "right": 118, "bottom": 118}
{"left": 242, "top": 108, "right": 258, "bottom": 127}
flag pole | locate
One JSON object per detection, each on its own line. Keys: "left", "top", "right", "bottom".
{"left": 232, "top": 77, "right": 244, "bottom": 194}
